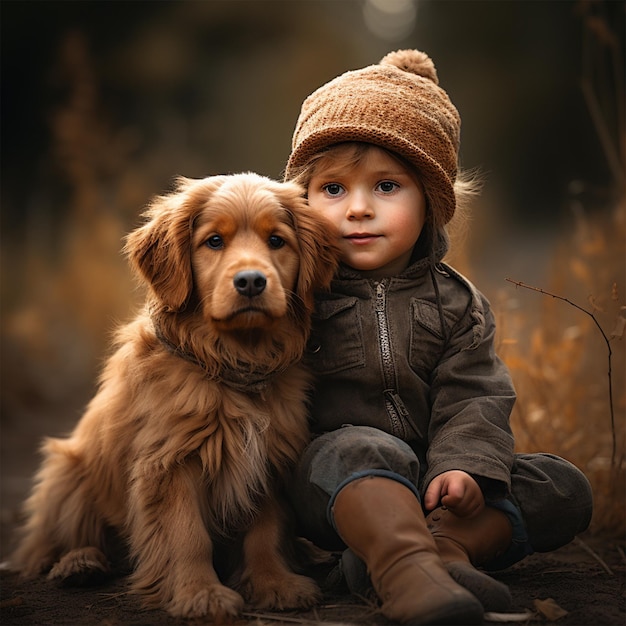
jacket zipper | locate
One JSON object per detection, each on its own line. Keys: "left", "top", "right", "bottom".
{"left": 374, "top": 281, "right": 407, "bottom": 439}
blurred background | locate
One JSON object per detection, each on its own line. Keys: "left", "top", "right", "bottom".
{"left": 1, "top": 0, "right": 624, "bottom": 558}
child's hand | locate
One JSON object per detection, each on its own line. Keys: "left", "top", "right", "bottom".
{"left": 423, "top": 470, "right": 484, "bottom": 517}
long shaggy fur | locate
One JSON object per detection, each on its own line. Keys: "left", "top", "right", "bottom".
{"left": 10, "top": 173, "right": 339, "bottom": 621}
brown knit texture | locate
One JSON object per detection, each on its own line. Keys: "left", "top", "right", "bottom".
{"left": 285, "top": 49, "right": 461, "bottom": 224}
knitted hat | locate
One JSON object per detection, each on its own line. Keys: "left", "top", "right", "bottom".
{"left": 285, "top": 49, "right": 461, "bottom": 224}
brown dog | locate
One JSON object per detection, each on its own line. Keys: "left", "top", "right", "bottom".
{"left": 10, "top": 173, "right": 339, "bottom": 621}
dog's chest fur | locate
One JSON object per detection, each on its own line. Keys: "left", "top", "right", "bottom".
{"left": 181, "top": 368, "right": 310, "bottom": 530}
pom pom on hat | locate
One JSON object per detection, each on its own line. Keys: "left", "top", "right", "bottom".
{"left": 285, "top": 49, "right": 460, "bottom": 224}
{"left": 379, "top": 49, "right": 439, "bottom": 84}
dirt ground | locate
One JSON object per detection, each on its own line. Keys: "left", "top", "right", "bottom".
{"left": 1, "top": 527, "right": 624, "bottom": 625}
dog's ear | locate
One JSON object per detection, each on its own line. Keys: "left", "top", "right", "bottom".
{"left": 275, "top": 181, "right": 340, "bottom": 308}
{"left": 124, "top": 176, "right": 226, "bottom": 311}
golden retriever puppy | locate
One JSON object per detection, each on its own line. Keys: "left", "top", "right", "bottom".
{"left": 10, "top": 173, "right": 339, "bottom": 621}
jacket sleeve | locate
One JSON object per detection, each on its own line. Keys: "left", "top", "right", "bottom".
{"left": 423, "top": 288, "right": 516, "bottom": 497}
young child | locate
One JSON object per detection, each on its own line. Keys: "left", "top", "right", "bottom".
{"left": 283, "top": 50, "right": 593, "bottom": 625}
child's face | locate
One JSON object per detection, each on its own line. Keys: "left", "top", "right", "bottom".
{"left": 307, "top": 145, "right": 426, "bottom": 279}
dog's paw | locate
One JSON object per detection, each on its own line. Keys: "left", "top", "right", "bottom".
{"left": 244, "top": 572, "right": 321, "bottom": 610}
{"left": 169, "top": 583, "right": 244, "bottom": 620}
{"left": 47, "top": 547, "right": 110, "bottom": 586}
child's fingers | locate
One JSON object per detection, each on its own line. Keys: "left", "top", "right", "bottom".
{"left": 423, "top": 476, "right": 444, "bottom": 510}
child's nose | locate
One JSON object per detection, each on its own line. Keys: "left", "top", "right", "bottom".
{"left": 346, "top": 190, "right": 374, "bottom": 220}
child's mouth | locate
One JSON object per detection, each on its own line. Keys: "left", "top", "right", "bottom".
{"left": 345, "top": 233, "right": 380, "bottom": 245}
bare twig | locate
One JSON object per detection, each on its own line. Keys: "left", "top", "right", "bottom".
{"left": 574, "top": 536, "right": 614, "bottom": 576}
{"left": 483, "top": 610, "right": 535, "bottom": 622}
{"left": 242, "top": 610, "right": 370, "bottom": 625}
{"left": 505, "top": 278, "right": 616, "bottom": 469}
{"left": 580, "top": 78, "right": 624, "bottom": 187}
{"left": 579, "top": 4, "right": 626, "bottom": 190}
{"left": 242, "top": 611, "right": 320, "bottom": 624}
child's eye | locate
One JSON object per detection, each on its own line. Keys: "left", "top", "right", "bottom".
{"left": 377, "top": 181, "right": 399, "bottom": 193}
{"left": 323, "top": 183, "right": 344, "bottom": 197}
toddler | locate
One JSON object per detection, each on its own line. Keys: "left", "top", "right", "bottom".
{"left": 284, "top": 50, "right": 593, "bottom": 625}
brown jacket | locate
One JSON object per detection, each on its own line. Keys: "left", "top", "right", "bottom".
{"left": 305, "top": 235, "right": 516, "bottom": 498}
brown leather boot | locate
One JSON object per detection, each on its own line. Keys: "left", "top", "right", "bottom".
{"left": 331, "top": 476, "right": 483, "bottom": 625}
{"left": 426, "top": 505, "right": 513, "bottom": 612}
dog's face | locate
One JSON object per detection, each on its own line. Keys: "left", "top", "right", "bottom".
{"left": 125, "top": 173, "right": 338, "bottom": 336}
{"left": 191, "top": 178, "right": 303, "bottom": 332}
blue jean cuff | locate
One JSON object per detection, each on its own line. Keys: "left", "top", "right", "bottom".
{"left": 484, "top": 498, "right": 534, "bottom": 570}
{"left": 326, "top": 469, "right": 421, "bottom": 530}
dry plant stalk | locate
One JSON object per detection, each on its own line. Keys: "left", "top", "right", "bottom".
{"left": 498, "top": 241, "right": 625, "bottom": 537}
{"left": 505, "top": 278, "right": 619, "bottom": 470}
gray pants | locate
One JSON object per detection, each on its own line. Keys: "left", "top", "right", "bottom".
{"left": 289, "top": 426, "right": 593, "bottom": 569}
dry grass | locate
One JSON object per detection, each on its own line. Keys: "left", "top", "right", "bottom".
{"left": 495, "top": 202, "right": 625, "bottom": 536}
{"left": 491, "top": 0, "right": 626, "bottom": 537}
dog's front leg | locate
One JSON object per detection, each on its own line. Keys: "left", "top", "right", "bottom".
{"left": 127, "top": 458, "right": 244, "bottom": 620}
{"left": 239, "top": 496, "right": 321, "bottom": 610}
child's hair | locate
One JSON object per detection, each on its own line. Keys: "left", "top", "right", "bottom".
{"left": 285, "top": 49, "right": 477, "bottom": 238}
{"left": 290, "top": 141, "right": 480, "bottom": 252}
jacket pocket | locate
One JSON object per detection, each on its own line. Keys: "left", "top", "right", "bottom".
{"left": 409, "top": 298, "right": 448, "bottom": 374}
{"left": 306, "top": 297, "right": 365, "bottom": 375}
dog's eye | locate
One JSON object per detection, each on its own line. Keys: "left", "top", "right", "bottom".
{"left": 268, "top": 235, "right": 285, "bottom": 249}
{"left": 205, "top": 235, "right": 224, "bottom": 249}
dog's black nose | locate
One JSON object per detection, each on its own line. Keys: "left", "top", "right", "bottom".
{"left": 233, "top": 270, "right": 267, "bottom": 297}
